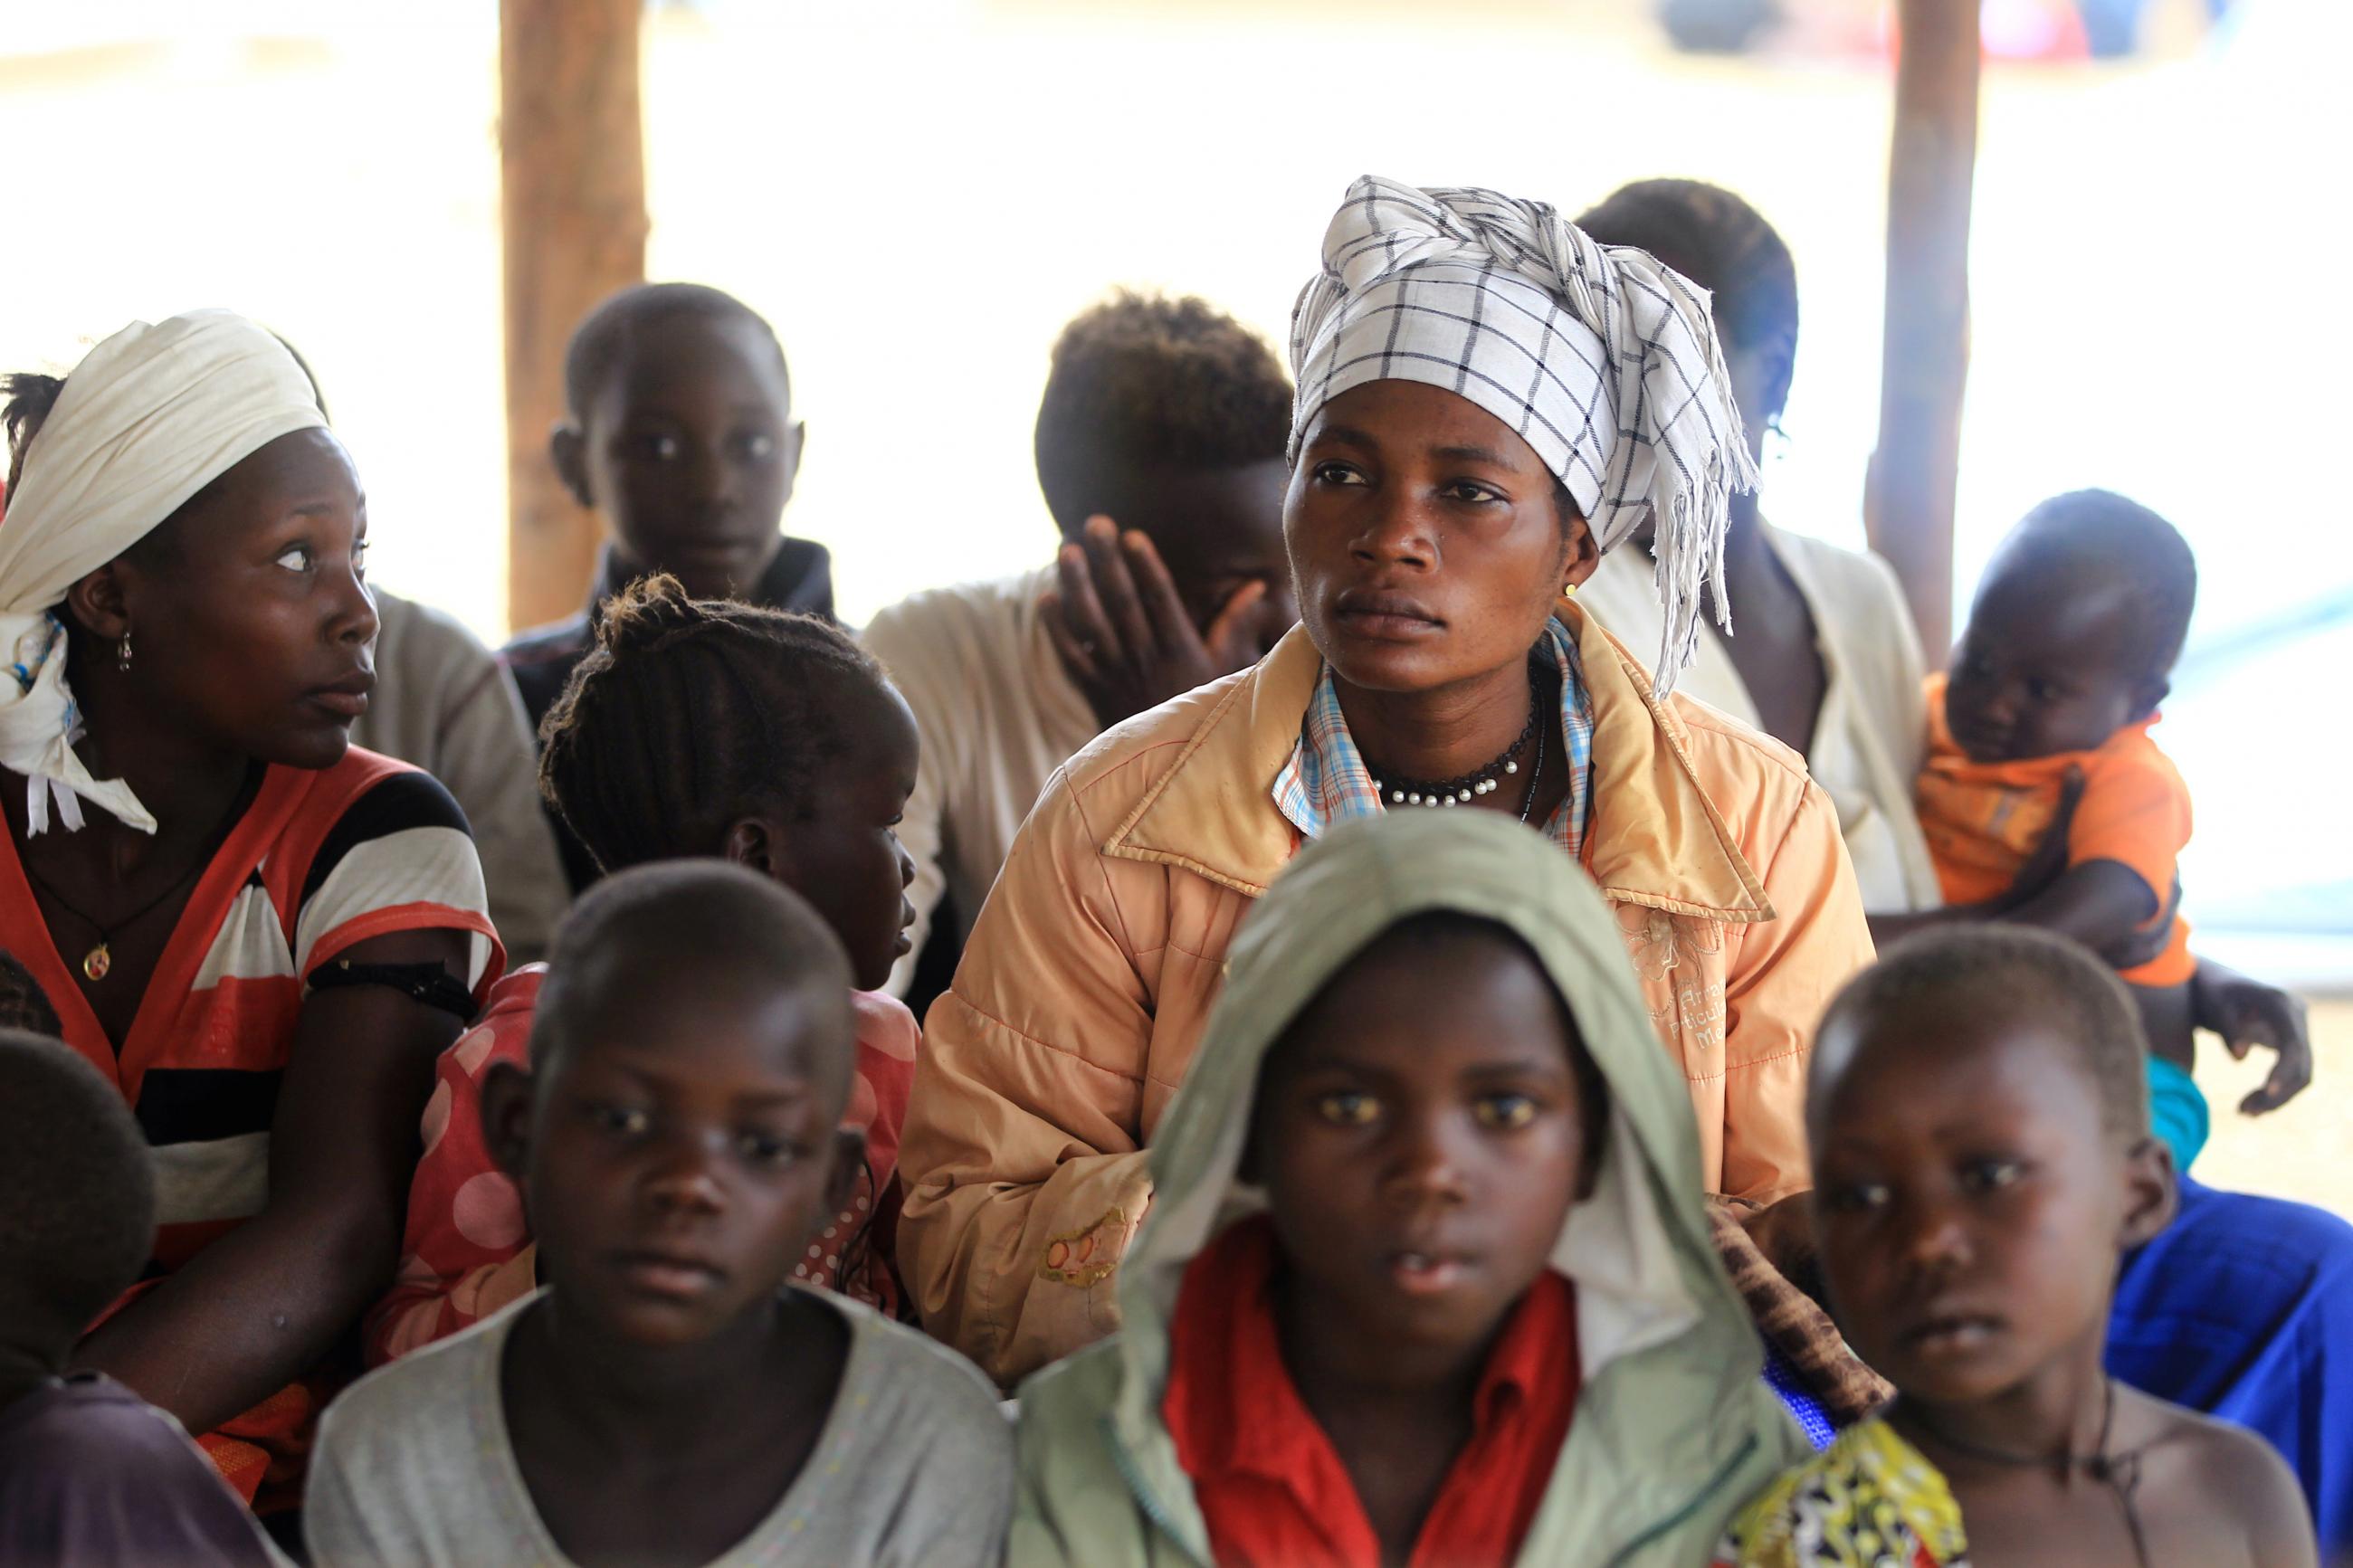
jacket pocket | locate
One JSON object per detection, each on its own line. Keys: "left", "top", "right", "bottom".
{"left": 1617, "top": 906, "right": 1728, "bottom": 1079}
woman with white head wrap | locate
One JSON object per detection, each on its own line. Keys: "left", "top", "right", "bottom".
{"left": 0, "top": 311, "right": 499, "bottom": 1509}
{"left": 896, "top": 176, "right": 1873, "bottom": 1397}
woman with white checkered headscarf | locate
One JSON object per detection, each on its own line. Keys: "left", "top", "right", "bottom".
{"left": 898, "top": 178, "right": 1874, "bottom": 1422}
{"left": 1288, "top": 175, "right": 1756, "bottom": 693}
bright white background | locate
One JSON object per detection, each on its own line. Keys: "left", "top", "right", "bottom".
{"left": 4, "top": 0, "right": 2346, "bottom": 946}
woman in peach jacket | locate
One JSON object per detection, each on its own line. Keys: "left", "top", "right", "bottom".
{"left": 898, "top": 176, "right": 1872, "bottom": 1388}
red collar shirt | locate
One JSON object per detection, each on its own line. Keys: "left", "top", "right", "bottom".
{"left": 1164, "top": 1218, "right": 1580, "bottom": 1568}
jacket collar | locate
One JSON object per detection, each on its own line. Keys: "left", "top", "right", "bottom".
{"left": 1102, "top": 601, "right": 1774, "bottom": 922}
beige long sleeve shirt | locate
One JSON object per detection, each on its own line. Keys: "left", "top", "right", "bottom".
{"left": 861, "top": 565, "right": 1100, "bottom": 1000}
{"left": 354, "top": 591, "right": 568, "bottom": 964}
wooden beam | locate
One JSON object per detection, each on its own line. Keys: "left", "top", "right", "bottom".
{"left": 500, "top": 0, "right": 648, "bottom": 634}
{"left": 1867, "top": 0, "right": 1979, "bottom": 663}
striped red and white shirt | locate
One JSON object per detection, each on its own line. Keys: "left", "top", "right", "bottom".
{"left": 0, "top": 746, "right": 500, "bottom": 1502}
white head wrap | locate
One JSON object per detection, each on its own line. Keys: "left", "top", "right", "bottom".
{"left": 0, "top": 310, "right": 327, "bottom": 836}
{"left": 1289, "top": 176, "right": 1758, "bottom": 696}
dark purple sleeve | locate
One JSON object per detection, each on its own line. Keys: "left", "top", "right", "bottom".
{"left": 0, "top": 1380, "right": 277, "bottom": 1568}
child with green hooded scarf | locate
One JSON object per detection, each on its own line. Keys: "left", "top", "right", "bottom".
{"left": 1008, "top": 811, "right": 1806, "bottom": 1568}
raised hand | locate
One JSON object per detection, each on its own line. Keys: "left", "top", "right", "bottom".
{"left": 1040, "top": 515, "right": 1275, "bottom": 730}
{"left": 2192, "top": 958, "right": 2315, "bottom": 1115}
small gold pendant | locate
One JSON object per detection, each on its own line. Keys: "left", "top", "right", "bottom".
{"left": 82, "top": 943, "right": 111, "bottom": 982}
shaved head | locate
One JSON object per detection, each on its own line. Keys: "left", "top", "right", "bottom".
{"left": 562, "top": 282, "right": 787, "bottom": 422}
{"left": 1995, "top": 489, "right": 2196, "bottom": 680}
{"left": 530, "top": 860, "right": 857, "bottom": 1116}
{"left": 1812, "top": 926, "right": 2151, "bottom": 1146}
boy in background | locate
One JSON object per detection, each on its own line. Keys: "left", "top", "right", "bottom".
{"left": 503, "top": 282, "right": 830, "bottom": 892}
{"left": 862, "top": 292, "right": 1295, "bottom": 1006}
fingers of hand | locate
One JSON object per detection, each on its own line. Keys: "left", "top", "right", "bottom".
{"left": 2234, "top": 993, "right": 2304, "bottom": 1057}
{"left": 1054, "top": 543, "right": 1119, "bottom": 655}
{"left": 1039, "top": 592, "right": 1100, "bottom": 681}
{"left": 1204, "top": 579, "right": 1272, "bottom": 659}
{"left": 2279, "top": 1050, "right": 2315, "bottom": 1098}
{"left": 2216, "top": 986, "right": 2311, "bottom": 1113}
{"left": 1120, "top": 530, "right": 1196, "bottom": 648}
{"left": 2266, "top": 1016, "right": 2315, "bottom": 1093}
{"left": 1081, "top": 518, "right": 1152, "bottom": 660}
{"left": 2242, "top": 1055, "right": 2311, "bottom": 1115}
{"left": 1039, "top": 585, "right": 1076, "bottom": 640}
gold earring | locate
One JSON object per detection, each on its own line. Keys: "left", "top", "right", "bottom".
{"left": 1562, "top": 582, "right": 1578, "bottom": 598}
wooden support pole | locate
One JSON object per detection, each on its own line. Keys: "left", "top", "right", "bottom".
{"left": 1867, "top": 0, "right": 1980, "bottom": 663}
{"left": 500, "top": 0, "right": 648, "bottom": 634}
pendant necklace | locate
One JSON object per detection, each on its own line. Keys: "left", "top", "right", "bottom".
{"left": 1895, "top": 1380, "right": 2150, "bottom": 1568}
{"left": 1367, "top": 651, "right": 1551, "bottom": 815}
{"left": 22, "top": 849, "right": 210, "bottom": 982}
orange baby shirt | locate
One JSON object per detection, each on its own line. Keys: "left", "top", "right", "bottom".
{"left": 1915, "top": 675, "right": 2193, "bottom": 985}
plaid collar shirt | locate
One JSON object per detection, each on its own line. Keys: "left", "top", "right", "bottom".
{"left": 1273, "top": 617, "right": 1596, "bottom": 859}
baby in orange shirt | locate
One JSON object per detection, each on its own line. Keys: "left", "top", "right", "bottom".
{"left": 1913, "top": 489, "right": 2197, "bottom": 1068}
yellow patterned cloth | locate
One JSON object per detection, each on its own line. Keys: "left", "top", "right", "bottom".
{"left": 1714, "top": 1417, "right": 1971, "bottom": 1567}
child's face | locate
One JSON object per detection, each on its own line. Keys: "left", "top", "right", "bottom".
{"left": 501, "top": 965, "right": 854, "bottom": 1348}
{"left": 1248, "top": 924, "right": 1598, "bottom": 1358}
{"left": 1945, "top": 557, "right": 2159, "bottom": 762}
{"left": 1810, "top": 1001, "right": 2168, "bottom": 1410}
{"left": 567, "top": 314, "right": 801, "bottom": 604}
{"left": 767, "top": 683, "right": 919, "bottom": 993}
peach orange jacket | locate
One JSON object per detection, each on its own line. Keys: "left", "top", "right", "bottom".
{"left": 897, "top": 603, "right": 1872, "bottom": 1387}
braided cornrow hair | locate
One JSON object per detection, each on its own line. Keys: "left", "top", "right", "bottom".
{"left": 538, "top": 575, "right": 889, "bottom": 876}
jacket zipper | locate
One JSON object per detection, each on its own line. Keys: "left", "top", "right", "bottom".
{"left": 1601, "top": 1431, "right": 1759, "bottom": 1568}
{"left": 1100, "top": 1412, "right": 1207, "bottom": 1567}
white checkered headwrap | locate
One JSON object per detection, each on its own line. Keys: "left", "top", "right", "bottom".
{"left": 1289, "top": 175, "right": 1758, "bottom": 694}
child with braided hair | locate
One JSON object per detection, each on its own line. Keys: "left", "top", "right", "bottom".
{"left": 366, "top": 575, "right": 920, "bottom": 1362}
